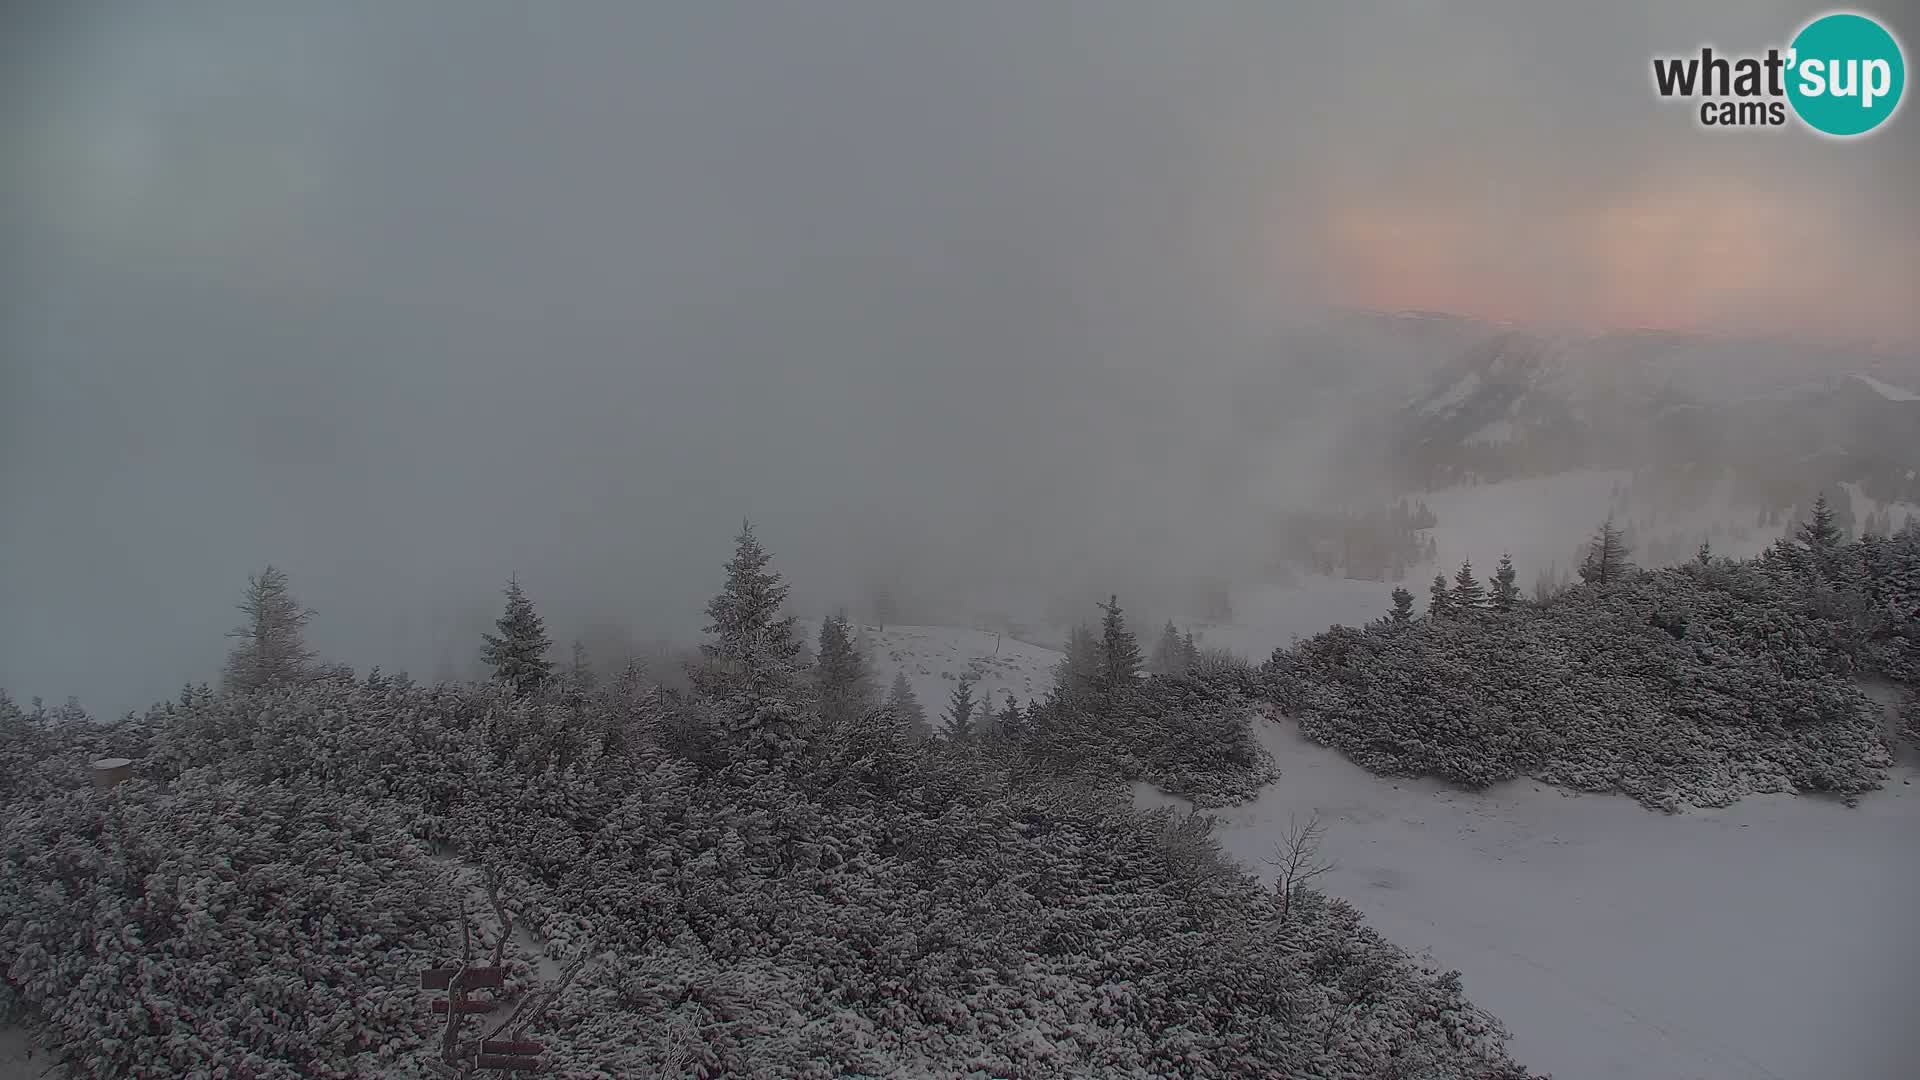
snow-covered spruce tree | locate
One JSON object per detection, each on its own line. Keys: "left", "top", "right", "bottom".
{"left": 689, "top": 521, "right": 810, "bottom": 764}
{"left": 1149, "top": 620, "right": 1186, "bottom": 675}
{"left": 815, "top": 611, "right": 875, "bottom": 731}
{"left": 221, "top": 565, "right": 317, "bottom": 694}
{"left": 943, "top": 680, "right": 976, "bottom": 742}
{"left": 1054, "top": 624, "right": 1102, "bottom": 697}
{"left": 1579, "top": 517, "right": 1632, "bottom": 585}
{"left": 481, "top": 576, "right": 555, "bottom": 694}
{"left": 1798, "top": 491, "right": 1842, "bottom": 550}
{"left": 884, "top": 670, "right": 932, "bottom": 742}
{"left": 1180, "top": 629, "right": 1200, "bottom": 672}
{"left": 1696, "top": 538, "right": 1714, "bottom": 566}
{"left": 1098, "top": 595, "right": 1143, "bottom": 688}
{"left": 1452, "top": 559, "right": 1487, "bottom": 611}
{"left": 1427, "top": 572, "right": 1454, "bottom": 619}
{"left": 1490, "top": 553, "right": 1520, "bottom": 612}
{"left": 997, "top": 691, "right": 1024, "bottom": 739}
{"left": 691, "top": 522, "right": 804, "bottom": 698}
{"left": 1389, "top": 586, "right": 1415, "bottom": 622}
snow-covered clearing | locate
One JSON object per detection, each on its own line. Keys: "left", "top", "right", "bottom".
{"left": 0, "top": 1027, "right": 39, "bottom": 1080}
{"left": 1419, "top": 470, "right": 1630, "bottom": 578}
{"left": 1418, "top": 470, "right": 1778, "bottom": 585}
{"left": 1135, "top": 716, "right": 1920, "bottom": 1080}
{"left": 853, "top": 624, "right": 1062, "bottom": 715}
{"left": 1840, "top": 481, "right": 1920, "bottom": 536}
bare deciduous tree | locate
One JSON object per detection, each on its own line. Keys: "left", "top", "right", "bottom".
{"left": 1264, "top": 812, "right": 1335, "bottom": 924}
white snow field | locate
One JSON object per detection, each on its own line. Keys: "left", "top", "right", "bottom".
{"left": 1135, "top": 716, "right": 1920, "bottom": 1080}
{"left": 850, "top": 623, "right": 1064, "bottom": 716}
{"left": 1169, "top": 471, "right": 1794, "bottom": 666}
{"left": 0, "top": 1027, "right": 36, "bottom": 1080}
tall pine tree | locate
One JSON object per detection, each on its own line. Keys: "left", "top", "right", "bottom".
{"left": 815, "top": 612, "right": 875, "bottom": 730}
{"left": 481, "top": 577, "right": 554, "bottom": 695}
{"left": 690, "top": 521, "right": 810, "bottom": 764}
{"left": 998, "top": 692, "right": 1024, "bottom": 740}
{"left": 1097, "top": 595, "right": 1142, "bottom": 688}
{"left": 1427, "top": 572, "right": 1454, "bottom": 619}
{"left": 1579, "top": 517, "right": 1632, "bottom": 585}
{"left": 691, "top": 521, "right": 804, "bottom": 701}
{"left": 1451, "top": 559, "right": 1487, "bottom": 611}
{"left": 1798, "top": 492, "right": 1842, "bottom": 550}
{"left": 1149, "top": 620, "right": 1186, "bottom": 675}
{"left": 1489, "top": 553, "right": 1519, "bottom": 612}
{"left": 1055, "top": 624, "right": 1101, "bottom": 696}
{"left": 222, "top": 565, "right": 316, "bottom": 694}
{"left": 1389, "top": 586, "right": 1415, "bottom": 622}
{"left": 886, "top": 670, "right": 932, "bottom": 741}
{"left": 943, "top": 680, "right": 976, "bottom": 742}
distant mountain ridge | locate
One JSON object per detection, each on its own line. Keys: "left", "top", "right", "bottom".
{"left": 1307, "top": 313, "right": 1920, "bottom": 513}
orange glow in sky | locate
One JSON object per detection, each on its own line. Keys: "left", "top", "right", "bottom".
{"left": 1319, "top": 178, "right": 1917, "bottom": 342}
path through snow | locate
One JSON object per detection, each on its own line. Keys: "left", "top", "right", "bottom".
{"left": 428, "top": 848, "right": 566, "bottom": 987}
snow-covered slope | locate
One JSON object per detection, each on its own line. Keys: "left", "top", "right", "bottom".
{"left": 840, "top": 623, "right": 1062, "bottom": 718}
{"left": 1353, "top": 323, "right": 1920, "bottom": 511}
{"left": 1136, "top": 716, "right": 1920, "bottom": 1080}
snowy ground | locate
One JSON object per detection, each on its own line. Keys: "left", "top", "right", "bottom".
{"left": 1417, "top": 469, "right": 1787, "bottom": 583}
{"left": 0, "top": 1027, "right": 39, "bottom": 1080}
{"left": 1165, "top": 470, "right": 1794, "bottom": 662}
{"left": 847, "top": 623, "right": 1063, "bottom": 718}
{"left": 1135, "top": 715, "right": 1920, "bottom": 1080}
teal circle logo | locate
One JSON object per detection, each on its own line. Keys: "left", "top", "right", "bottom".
{"left": 1787, "top": 12, "right": 1905, "bottom": 136}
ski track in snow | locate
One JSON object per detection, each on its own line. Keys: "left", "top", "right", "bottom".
{"left": 1135, "top": 717, "right": 1920, "bottom": 1080}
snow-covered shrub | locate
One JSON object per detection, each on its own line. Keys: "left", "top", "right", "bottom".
{"left": 1022, "top": 676, "right": 1276, "bottom": 807}
{"left": 1267, "top": 538, "right": 1916, "bottom": 808}
{"left": 0, "top": 774, "right": 457, "bottom": 1078}
{"left": 477, "top": 762, "right": 1534, "bottom": 1079}
{"left": 2, "top": 629, "right": 1540, "bottom": 1077}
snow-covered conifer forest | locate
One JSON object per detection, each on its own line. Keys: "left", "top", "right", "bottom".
{"left": 3, "top": 527, "right": 1538, "bottom": 1078}
{"left": 4, "top": 512, "right": 1917, "bottom": 1077}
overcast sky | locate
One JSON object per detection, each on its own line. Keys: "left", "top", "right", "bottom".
{"left": 3, "top": 2, "right": 1917, "bottom": 712}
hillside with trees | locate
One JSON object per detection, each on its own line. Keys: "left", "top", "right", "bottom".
{"left": 0, "top": 525, "right": 1536, "bottom": 1079}
{"left": 1266, "top": 510, "right": 1920, "bottom": 810}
